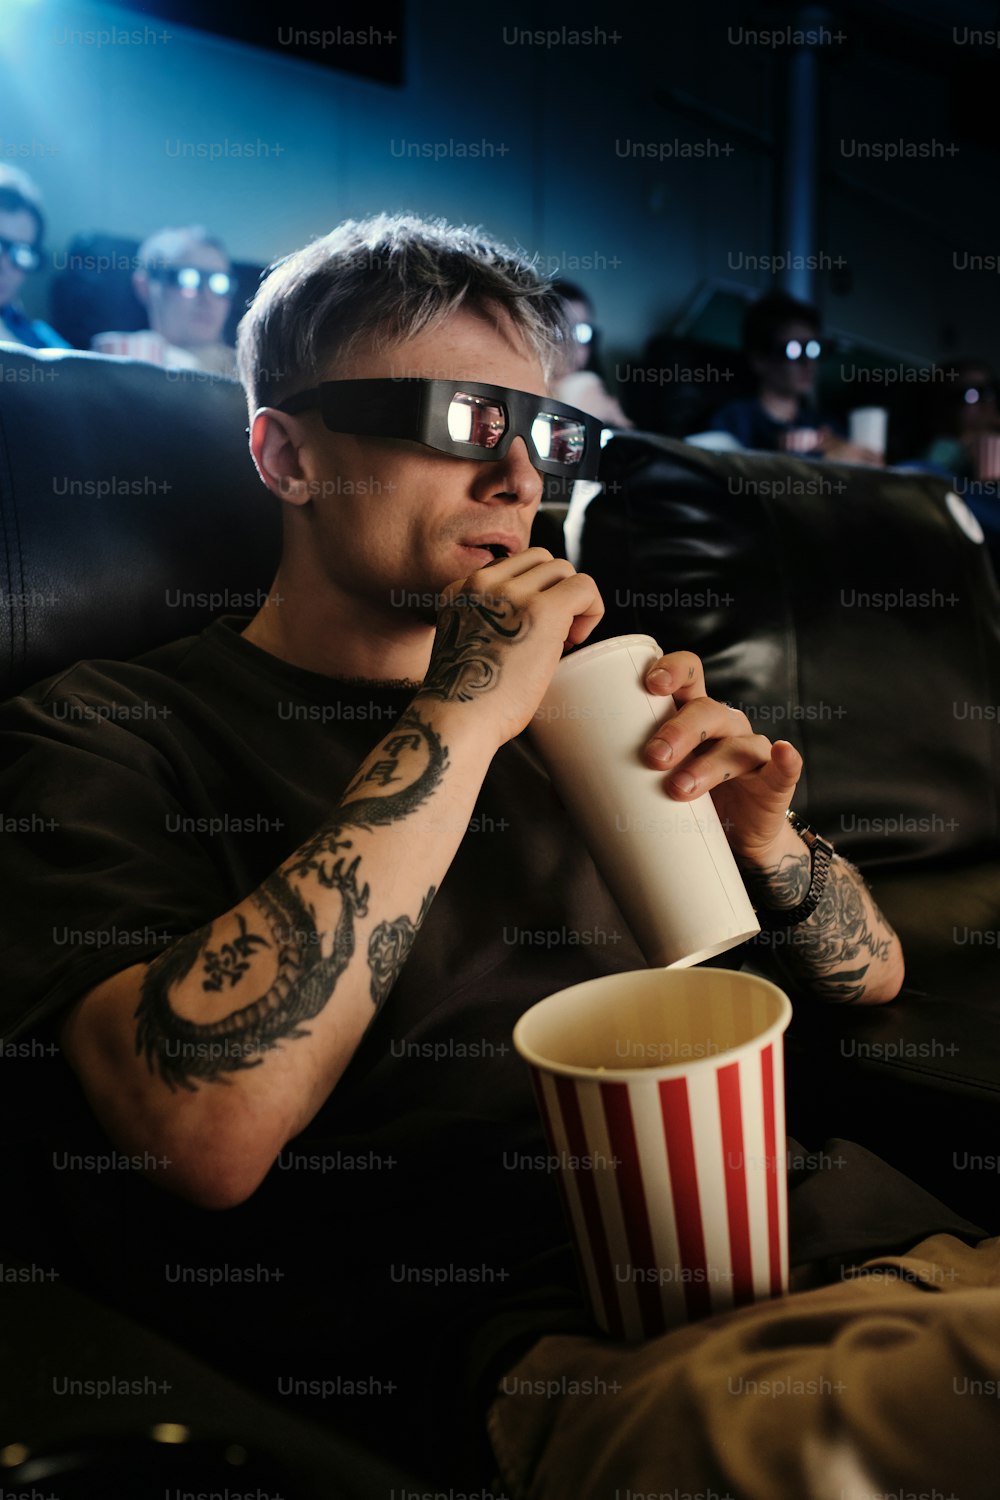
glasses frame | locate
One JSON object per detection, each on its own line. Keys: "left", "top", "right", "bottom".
{"left": 275, "top": 377, "right": 603, "bottom": 479}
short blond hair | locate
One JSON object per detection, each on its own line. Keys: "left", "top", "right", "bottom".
{"left": 137, "top": 225, "right": 229, "bottom": 273}
{"left": 236, "top": 212, "right": 570, "bottom": 413}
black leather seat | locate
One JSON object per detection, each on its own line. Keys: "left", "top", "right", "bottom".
{"left": 2, "top": 346, "right": 999, "bottom": 1454}
{"left": 0, "top": 344, "right": 279, "bottom": 696}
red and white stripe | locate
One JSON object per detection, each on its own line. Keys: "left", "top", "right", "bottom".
{"left": 531, "top": 1036, "right": 788, "bottom": 1341}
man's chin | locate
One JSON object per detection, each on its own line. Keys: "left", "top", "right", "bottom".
{"left": 380, "top": 575, "right": 456, "bottom": 627}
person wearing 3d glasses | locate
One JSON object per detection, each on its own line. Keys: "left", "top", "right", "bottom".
{"left": 92, "top": 223, "right": 237, "bottom": 375}
{"left": 711, "top": 289, "right": 881, "bottom": 462}
{"left": 0, "top": 165, "right": 70, "bottom": 350}
{"left": 14, "top": 215, "right": 1000, "bottom": 1500}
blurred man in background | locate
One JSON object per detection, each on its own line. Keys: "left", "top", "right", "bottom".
{"left": 550, "top": 278, "right": 633, "bottom": 428}
{"left": 92, "top": 223, "right": 237, "bottom": 375}
{"left": 712, "top": 290, "right": 880, "bottom": 462}
{"left": 0, "top": 165, "right": 70, "bottom": 350}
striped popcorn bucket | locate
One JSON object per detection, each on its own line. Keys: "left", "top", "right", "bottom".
{"left": 513, "top": 967, "right": 792, "bottom": 1341}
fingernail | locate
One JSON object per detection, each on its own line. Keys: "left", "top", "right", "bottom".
{"left": 671, "top": 771, "right": 696, "bottom": 793}
{"left": 646, "top": 742, "right": 671, "bottom": 766}
{"left": 647, "top": 669, "right": 672, "bottom": 691}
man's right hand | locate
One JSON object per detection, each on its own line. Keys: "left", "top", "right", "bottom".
{"left": 417, "top": 547, "right": 604, "bottom": 749}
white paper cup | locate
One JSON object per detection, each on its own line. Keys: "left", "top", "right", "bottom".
{"left": 975, "top": 433, "right": 1000, "bottom": 482}
{"left": 527, "top": 635, "right": 759, "bottom": 968}
{"left": 513, "top": 966, "right": 792, "bottom": 1341}
{"left": 848, "top": 406, "right": 888, "bottom": 457}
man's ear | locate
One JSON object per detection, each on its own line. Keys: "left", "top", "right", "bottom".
{"left": 249, "top": 408, "right": 313, "bottom": 506}
{"left": 132, "top": 270, "right": 150, "bottom": 310}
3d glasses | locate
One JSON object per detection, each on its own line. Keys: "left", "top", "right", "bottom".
{"left": 148, "top": 265, "right": 234, "bottom": 297}
{"left": 775, "top": 337, "right": 823, "bottom": 361}
{"left": 275, "top": 378, "right": 603, "bottom": 480}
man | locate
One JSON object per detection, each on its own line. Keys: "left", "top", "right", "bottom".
{"left": 549, "top": 277, "right": 633, "bottom": 427}
{"left": 92, "top": 223, "right": 237, "bottom": 374}
{"left": 0, "top": 165, "right": 70, "bottom": 349}
{"left": 711, "top": 289, "right": 880, "bottom": 462}
{"left": 4, "top": 216, "right": 991, "bottom": 1494}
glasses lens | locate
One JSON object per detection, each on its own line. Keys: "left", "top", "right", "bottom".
{"left": 208, "top": 271, "right": 234, "bottom": 297}
{"left": 782, "top": 337, "right": 822, "bottom": 361}
{"left": 1, "top": 239, "right": 40, "bottom": 272}
{"left": 447, "top": 393, "right": 507, "bottom": 448}
{"left": 531, "top": 412, "right": 586, "bottom": 466}
{"left": 573, "top": 321, "right": 594, "bottom": 345}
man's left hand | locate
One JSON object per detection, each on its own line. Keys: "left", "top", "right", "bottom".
{"left": 641, "top": 651, "right": 802, "bottom": 865}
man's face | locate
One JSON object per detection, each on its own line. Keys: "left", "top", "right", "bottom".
{"left": 957, "top": 366, "right": 999, "bottom": 433}
{"left": 0, "top": 208, "right": 38, "bottom": 311}
{"left": 752, "top": 319, "right": 821, "bottom": 399}
{"left": 137, "top": 239, "right": 232, "bottom": 349}
{"left": 272, "top": 305, "right": 548, "bottom": 623}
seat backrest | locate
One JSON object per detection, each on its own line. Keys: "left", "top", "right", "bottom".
{"left": 0, "top": 345, "right": 280, "bottom": 700}
{"left": 573, "top": 432, "right": 1000, "bottom": 869}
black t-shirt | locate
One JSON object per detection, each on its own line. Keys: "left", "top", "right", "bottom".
{"left": 0, "top": 615, "right": 645, "bottom": 1480}
{"left": 709, "top": 396, "right": 843, "bottom": 451}
{"left": 0, "top": 615, "right": 984, "bottom": 1483}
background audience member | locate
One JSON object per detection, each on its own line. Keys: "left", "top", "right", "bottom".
{"left": 920, "top": 358, "right": 1000, "bottom": 480}
{"left": 92, "top": 225, "right": 237, "bottom": 375}
{"left": 550, "top": 278, "right": 633, "bottom": 428}
{"left": 0, "top": 166, "right": 70, "bottom": 350}
{"left": 712, "top": 290, "right": 880, "bottom": 463}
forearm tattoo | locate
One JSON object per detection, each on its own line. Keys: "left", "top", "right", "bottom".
{"left": 419, "top": 591, "right": 525, "bottom": 702}
{"left": 368, "top": 885, "right": 437, "bottom": 1013}
{"left": 134, "top": 707, "right": 447, "bottom": 1090}
{"left": 745, "top": 850, "right": 896, "bottom": 1004}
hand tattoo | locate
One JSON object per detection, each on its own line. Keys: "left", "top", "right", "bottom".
{"left": 419, "top": 591, "right": 526, "bottom": 702}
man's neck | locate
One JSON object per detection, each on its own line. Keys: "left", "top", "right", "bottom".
{"left": 241, "top": 569, "right": 432, "bottom": 687}
{"left": 758, "top": 389, "right": 800, "bottom": 424}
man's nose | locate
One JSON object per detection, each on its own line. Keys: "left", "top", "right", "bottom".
{"left": 481, "top": 434, "right": 544, "bottom": 505}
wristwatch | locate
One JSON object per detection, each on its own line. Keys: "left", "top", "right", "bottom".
{"left": 756, "top": 809, "right": 835, "bottom": 928}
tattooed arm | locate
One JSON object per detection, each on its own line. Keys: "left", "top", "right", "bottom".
{"left": 57, "top": 549, "right": 604, "bottom": 1210}
{"left": 57, "top": 699, "right": 496, "bottom": 1209}
{"left": 738, "top": 820, "right": 904, "bottom": 1005}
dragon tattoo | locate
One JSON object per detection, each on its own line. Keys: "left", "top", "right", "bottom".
{"left": 134, "top": 707, "right": 447, "bottom": 1090}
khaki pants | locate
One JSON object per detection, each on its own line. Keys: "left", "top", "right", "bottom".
{"left": 488, "top": 1234, "right": 1000, "bottom": 1500}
